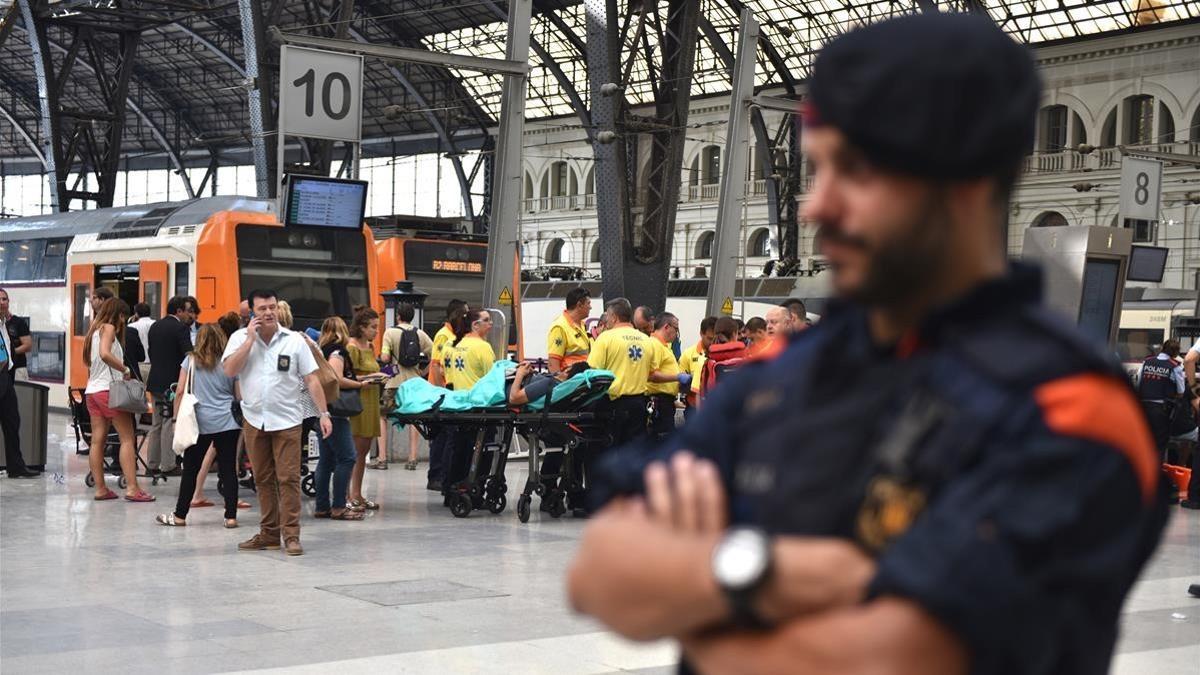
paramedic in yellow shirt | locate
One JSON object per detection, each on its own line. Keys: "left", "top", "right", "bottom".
{"left": 587, "top": 298, "right": 655, "bottom": 446}
{"left": 547, "top": 287, "right": 593, "bottom": 373}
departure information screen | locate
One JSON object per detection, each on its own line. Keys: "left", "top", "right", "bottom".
{"left": 282, "top": 175, "right": 367, "bottom": 229}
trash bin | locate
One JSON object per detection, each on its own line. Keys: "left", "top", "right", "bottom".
{"left": 0, "top": 381, "right": 49, "bottom": 471}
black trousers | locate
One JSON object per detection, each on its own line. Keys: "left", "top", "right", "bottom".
{"left": 1141, "top": 400, "right": 1172, "bottom": 458}
{"left": 610, "top": 395, "right": 649, "bottom": 448}
{"left": 649, "top": 394, "right": 677, "bottom": 442}
{"left": 428, "top": 427, "right": 450, "bottom": 484}
{"left": 444, "top": 426, "right": 497, "bottom": 492}
{"left": 1189, "top": 437, "right": 1200, "bottom": 502}
{"left": 0, "top": 370, "right": 26, "bottom": 474}
{"left": 174, "top": 429, "right": 241, "bottom": 520}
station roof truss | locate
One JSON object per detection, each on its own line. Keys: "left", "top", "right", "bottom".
{"left": 1, "top": 0, "right": 1197, "bottom": 167}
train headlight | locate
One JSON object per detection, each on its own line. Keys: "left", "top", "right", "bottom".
{"left": 303, "top": 234, "right": 318, "bottom": 248}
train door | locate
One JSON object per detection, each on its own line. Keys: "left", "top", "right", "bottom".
{"left": 139, "top": 261, "right": 168, "bottom": 318}
{"left": 68, "top": 264, "right": 94, "bottom": 390}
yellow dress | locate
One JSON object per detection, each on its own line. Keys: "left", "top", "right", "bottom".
{"left": 348, "top": 343, "right": 381, "bottom": 438}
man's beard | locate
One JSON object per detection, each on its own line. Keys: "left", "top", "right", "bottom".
{"left": 821, "top": 195, "right": 951, "bottom": 308}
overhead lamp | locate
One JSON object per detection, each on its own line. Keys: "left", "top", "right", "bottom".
{"left": 1072, "top": 182, "right": 1099, "bottom": 192}
{"left": 600, "top": 83, "right": 623, "bottom": 97}
{"left": 596, "top": 130, "right": 619, "bottom": 144}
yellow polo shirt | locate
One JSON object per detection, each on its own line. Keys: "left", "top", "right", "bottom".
{"left": 678, "top": 342, "right": 706, "bottom": 396}
{"left": 588, "top": 325, "right": 654, "bottom": 399}
{"left": 447, "top": 336, "right": 495, "bottom": 390}
{"left": 547, "top": 312, "right": 592, "bottom": 368}
{"left": 646, "top": 335, "right": 680, "bottom": 397}
{"left": 429, "top": 324, "right": 455, "bottom": 383}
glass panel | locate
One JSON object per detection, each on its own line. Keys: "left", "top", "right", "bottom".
{"left": 143, "top": 282, "right": 163, "bottom": 320}
{"left": 174, "top": 262, "right": 189, "bottom": 299}
{"left": 73, "top": 284, "right": 90, "bottom": 337}
{"left": 40, "top": 238, "right": 70, "bottom": 280}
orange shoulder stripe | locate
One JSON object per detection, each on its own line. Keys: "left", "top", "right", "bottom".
{"left": 1034, "top": 373, "right": 1158, "bottom": 503}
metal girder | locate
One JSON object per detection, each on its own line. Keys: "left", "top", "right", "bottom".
{"left": 344, "top": 25, "right": 476, "bottom": 221}
{"left": 587, "top": 0, "right": 630, "bottom": 302}
{"left": 707, "top": 11, "right": 757, "bottom": 318}
{"left": 628, "top": 0, "right": 701, "bottom": 311}
{"left": 0, "top": 101, "right": 45, "bottom": 167}
{"left": 17, "top": 0, "right": 150, "bottom": 211}
{"left": 915, "top": 0, "right": 939, "bottom": 12}
{"left": 0, "top": 2, "right": 18, "bottom": 50}
{"left": 163, "top": 21, "right": 245, "bottom": 75}
{"left": 271, "top": 30, "right": 529, "bottom": 77}
{"left": 482, "top": 0, "right": 593, "bottom": 143}
{"left": 237, "top": 0, "right": 275, "bottom": 198}
{"left": 721, "top": 0, "right": 796, "bottom": 94}
{"left": 481, "top": 0, "right": 532, "bottom": 350}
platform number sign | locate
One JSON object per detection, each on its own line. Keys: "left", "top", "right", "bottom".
{"left": 279, "top": 46, "right": 363, "bottom": 142}
{"left": 1119, "top": 157, "right": 1162, "bottom": 223}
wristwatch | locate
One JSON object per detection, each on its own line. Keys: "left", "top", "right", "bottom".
{"left": 711, "top": 527, "right": 773, "bottom": 629}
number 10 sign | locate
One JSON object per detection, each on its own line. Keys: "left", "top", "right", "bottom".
{"left": 279, "top": 45, "right": 363, "bottom": 142}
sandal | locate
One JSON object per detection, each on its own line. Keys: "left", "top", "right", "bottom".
{"left": 190, "top": 498, "right": 215, "bottom": 508}
{"left": 94, "top": 488, "right": 119, "bottom": 501}
{"left": 224, "top": 519, "right": 238, "bottom": 529}
{"left": 155, "top": 513, "right": 186, "bottom": 526}
{"left": 349, "top": 498, "right": 379, "bottom": 511}
{"left": 404, "top": 461, "right": 418, "bottom": 471}
{"left": 313, "top": 511, "right": 331, "bottom": 519}
{"left": 368, "top": 461, "right": 388, "bottom": 470}
{"left": 330, "top": 510, "right": 365, "bottom": 521}
{"left": 125, "top": 491, "right": 157, "bottom": 503}
{"left": 236, "top": 500, "right": 251, "bottom": 509}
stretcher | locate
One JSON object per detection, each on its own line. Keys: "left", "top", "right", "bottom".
{"left": 389, "top": 365, "right": 616, "bottom": 521}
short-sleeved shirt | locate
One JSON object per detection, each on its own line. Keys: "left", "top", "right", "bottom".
{"left": 547, "top": 312, "right": 592, "bottom": 368}
{"left": 222, "top": 326, "right": 317, "bottom": 431}
{"left": 518, "top": 373, "right": 560, "bottom": 405}
{"left": 381, "top": 323, "right": 433, "bottom": 388}
{"left": 181, "top": 356, "right": 239, "bottom": 435}
{"left": 430, "top": 324, "right": 456, "bottom": 382}
{"left": 2, "top": 315, "right": 30, "bottom": 370}
{"left": 447, "top": 336, "right": 496, "bottom": 390}
{"left": 677, "top": 342, "right": 706, "bottom": 397}
{"left": 587, "top": 325, "right": 654, "bottom": 399}
{"left": 646, "top": 336, "right": 680, "bottom": 397}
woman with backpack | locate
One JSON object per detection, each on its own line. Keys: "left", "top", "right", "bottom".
{"left": 379, "top": 303, "right": 432, "bottom": 471}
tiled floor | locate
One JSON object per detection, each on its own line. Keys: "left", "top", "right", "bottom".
{"left": 1, "top": 413, "right": 1197, "bottom": 674}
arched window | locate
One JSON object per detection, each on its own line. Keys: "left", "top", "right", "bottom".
{"left": 1039, "top": 106, "right": 1088, "bottom": 152}
{"left": 702, "top": 146, "right": 721, "bottom": 184}
{"left": 546, "top": 238, "right": 568, "bottom": 264}
{"left": 523, "top": 172, "right": 534, "bottom": 200}
{"left": 585, "top": 166, "right": 595, "bottom": 194}
{"left": 696, "top": 231, "right": 715, "bottom": 260}
{"left": 1104, "top": 95, "right": 1177, "bottom": 147}
{"left": 689, "top": 156, "right": 700, "bottom": 187}
{"left": 1032, "top": 211, "right": 1068, "bottom": 228}
{"left": 748, "top": 228, "right": 770, "bottom": 257}
{"left": 589, "top": 240, "right": 601, "bottom": 263}
{"left": 1190, "top": 106, "right": 1200, "bottom": 143}
{"left": 551, "top": 161, "right": 570, "bottom": 197}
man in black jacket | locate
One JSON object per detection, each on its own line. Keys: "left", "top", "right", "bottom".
{"left": 145, "top": 296, "right": 196, "bottom": 476}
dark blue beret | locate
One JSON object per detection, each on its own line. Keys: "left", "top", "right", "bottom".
{"left": 807, "top": 12, "right": 1041, "bottom": 180}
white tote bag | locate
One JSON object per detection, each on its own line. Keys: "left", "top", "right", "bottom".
{"left": 172, "top": 361, "right": 200, "bottom": 454}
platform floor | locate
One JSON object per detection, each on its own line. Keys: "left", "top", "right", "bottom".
{"left": 1, "top": 412, "right": 1197, "bottom": 674}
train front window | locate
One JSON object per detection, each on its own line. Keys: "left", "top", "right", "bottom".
{"left": 235, "top": 224, "right": 369, "bottom": 330}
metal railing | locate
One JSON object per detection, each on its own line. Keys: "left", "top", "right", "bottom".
{"left": 1023, "top": 142, "right": 1199, "bottom": 175}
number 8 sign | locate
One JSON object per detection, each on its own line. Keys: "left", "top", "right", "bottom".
{"left": 1119, "top": 156, "right": 1162, "bottom": 223}
{"left": 279, "top": 45, "right": 363, "bottom": 142}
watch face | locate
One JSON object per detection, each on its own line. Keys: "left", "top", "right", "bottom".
{"left": 713, "top": 529, "right": 769, "bottom": 591}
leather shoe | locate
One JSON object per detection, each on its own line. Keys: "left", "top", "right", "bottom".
{"left": 1188, "top": 584, "right": 1200, "bottom": 598}
{"left": 7, "top": 470, "right": 40, "bottom": 479}
{"left": 426, "top": 479, "right": 443, "bottom": 491}
{"left": 1180, "top": 500, "right": 1200, "bottom": 510}
{"left": 284, "top": 539, "right": 304, "bottom": 556}
{"left": 238, "top": 534, "right": 281, "bottom": 551}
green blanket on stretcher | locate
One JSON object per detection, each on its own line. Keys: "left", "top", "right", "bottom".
{"left": 392, "top": 360, "right": 517, "bottom": 418}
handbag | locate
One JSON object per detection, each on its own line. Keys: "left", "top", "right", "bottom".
{"left": 173, "top": 361, "right": 200, "bottom": 454}
{"left": 108, "top": 376, "right": 149, "bottom": 414}
{"left": 329, "top": 387, "right": 363, "bottom": 417}
{"left": 305, "top": 337, "right": 341, "bottom": 406}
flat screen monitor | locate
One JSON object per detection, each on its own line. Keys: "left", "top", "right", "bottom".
{"left": 1078, "top": 257, "right": 1121, "bottom": 345}
{"left": 282, "top": 175, "right": 367, "bottom": 229}
{"left": 1127, "top": 245, "right": 1169, "bottom": 283}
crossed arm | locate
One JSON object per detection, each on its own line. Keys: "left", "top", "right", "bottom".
{"left": 565, "top": 453, "right": 966, "bottom": 675}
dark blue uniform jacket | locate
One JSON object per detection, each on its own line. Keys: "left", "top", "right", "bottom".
{"left": 594, "top": 265, "right": 1170, "bottom": 675}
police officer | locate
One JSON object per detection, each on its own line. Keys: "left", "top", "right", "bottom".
{"left": 1136, "top": 339, "right": 1185, "bottom": 454}
{"left": 587, "top": 298, "right": 655, "bottom": 446}
{"left": 567, "top": 13, "right": 1169, "bottom": 675}
{"left": 547, "top": 288, "right": 592, "bottom": 374}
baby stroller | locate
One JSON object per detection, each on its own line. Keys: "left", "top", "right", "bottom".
{"left": 69, "top": 388, "right": 161, "bottom": 488}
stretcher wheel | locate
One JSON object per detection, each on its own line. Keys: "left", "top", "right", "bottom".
{"left": 85, "top": 473, "right": 95, "bottom": 488}
{"left": 487, "top": 494, "right": 507, "bottom": 514}
{"left": 118, "top": 476, "right": 128, "bottom": 490}
{"left": 450, "top": 494, "right": 473, "bottom": 518}
{"left": 301, "top": 474, "right": 316, "bottom": 497}
{"left": 517, "top": 495, "right": 531, "bottom": 523}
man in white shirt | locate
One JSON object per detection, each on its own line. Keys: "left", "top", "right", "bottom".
{"left": 223, "top": 289, "right": 332, "bottom": 556}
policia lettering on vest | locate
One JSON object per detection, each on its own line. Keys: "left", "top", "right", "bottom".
{"left": 566, "top": 13, "right": 1169, "bottom": 675}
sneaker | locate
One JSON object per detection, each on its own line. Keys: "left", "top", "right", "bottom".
{"left": 238, "top": 534, "right": 281, "bottom": 551}
{"left": 1180, "top": 500, "right": 1200, "bottom": 510}
{"left": 284, "top": 539, "right": 304, "bottom": 556}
